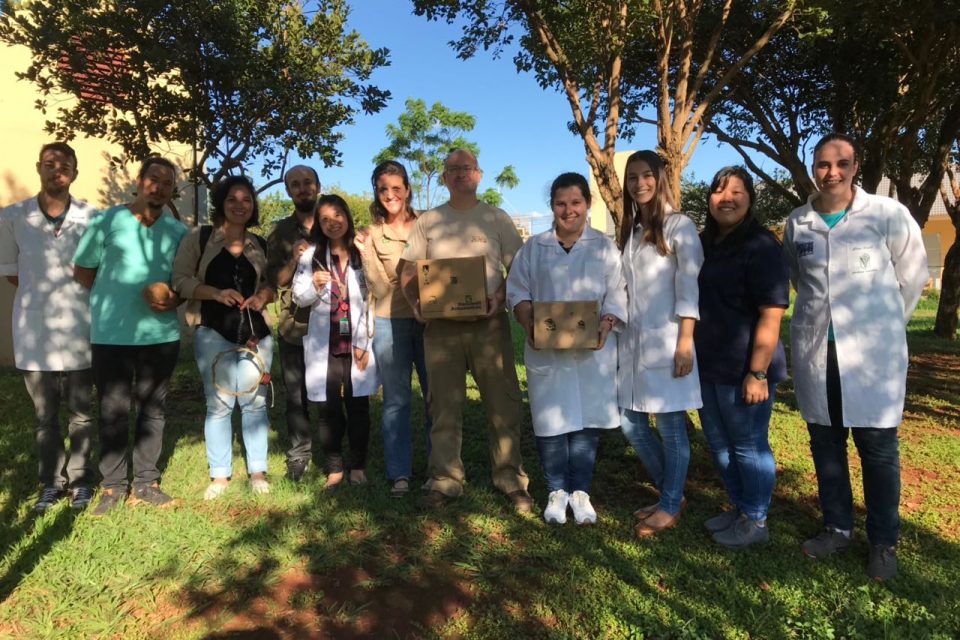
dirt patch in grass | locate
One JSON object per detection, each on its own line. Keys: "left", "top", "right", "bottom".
{"left": 177, "top": 563, "right": 476, "bottom": 639}
{"left": 905, "top": 352, "right": 960, "bottom": 426}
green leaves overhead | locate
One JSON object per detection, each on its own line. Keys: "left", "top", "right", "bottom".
{"left": 373, "top": 98, "right": 478, "bottom": 210}
{"left": 0, "top": 0, "right": 391, "bottom": 190}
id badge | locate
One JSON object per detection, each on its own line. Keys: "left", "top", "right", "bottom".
{"left": 339, "top": 316, "right": 351, "bottom": 336}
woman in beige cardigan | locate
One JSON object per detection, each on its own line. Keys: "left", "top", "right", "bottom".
{"left": 362, "top": 160, "right": 430, "bottom": 498}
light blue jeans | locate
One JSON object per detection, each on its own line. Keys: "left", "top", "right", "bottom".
{"left": 194, "top": 327, "right": 273, "bottom": 479}
{"left": 620, "top": 409, "right": 690, "bottom": 514}
{"left": 699, "top": 383, "right": 777, "bottom": 520}
{"left": 372, "top": 316, "right": 430, "bottom": 480}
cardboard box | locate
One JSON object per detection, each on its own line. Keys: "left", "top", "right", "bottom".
{"left": 417, "top": 257, "right": 488, "bottom": 319}
{"left": 534, "top": 301, "right": 600, "bottom": 349}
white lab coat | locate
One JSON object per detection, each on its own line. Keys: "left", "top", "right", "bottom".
{"left": 507, "top": 226, "right": 627, "bottom": 437}
{"left": 617, "top": 211, "right": 704, "bottom": 413}
{"left": 292, "top": 245, "right": 379, "bottom": 402}
{"left": 0, "top": 197, "right": 96, "bottom": 371}
{"left": 783, "top": 188, "right": 927, "bottom": 428}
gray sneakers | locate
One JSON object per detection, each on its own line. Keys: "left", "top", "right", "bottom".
{"left": 704, "top": 509, "right": 740, "bottom": 533}
{"left": 866, "top": 545, "right": 898, "bottom": 581}
{"left": 712, "top": 514, "right": 769, "bottom": 548}
{"left": 802, "top": 528, "right": 852, "bottom": 558}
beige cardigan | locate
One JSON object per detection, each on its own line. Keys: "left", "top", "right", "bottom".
{"left": 171, "top": 225, "right": 274, "bottom": 328}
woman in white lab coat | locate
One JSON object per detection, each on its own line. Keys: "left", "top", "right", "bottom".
{"left": 292, "top": 194, "right": 379, "bottom": 490}
{"left": 508, "top": 172, "right": 627, "bottom": 525}
{"left": 616, "top": 150, "right": 704, "bottom": 537}
{"left": 783, "top": 133, "right": 927, "bottom": 581}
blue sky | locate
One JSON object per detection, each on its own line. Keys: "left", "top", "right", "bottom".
{"left": 291, "top": 2, "right": 746, "bottom": 231}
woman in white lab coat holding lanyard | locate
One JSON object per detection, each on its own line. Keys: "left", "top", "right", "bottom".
{"left": 507, "top": 172, "right": 627, "bottom": 525}
{"left": 616, "top": 150, "right": 704, "bottom": 538}
{"left": 292, "top": 194, "right": 379, "bottom": 490}
{"left": 784, "top": 133, "right": 927, "bottom": 581}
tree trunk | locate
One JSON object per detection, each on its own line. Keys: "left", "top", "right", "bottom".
{"left": 584, "top": 149, "right": 624, "bottom": 244}
{"left": 934, "top": 236, "right": 960, "bottom": 339}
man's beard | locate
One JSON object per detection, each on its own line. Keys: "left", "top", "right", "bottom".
{"left": 294, "top": 199, "right": 316, "bottom": 214}
{"left": 43, "top": 183, "right": 69, "bottom": 198}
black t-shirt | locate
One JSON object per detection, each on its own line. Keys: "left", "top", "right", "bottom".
{"left": 200, "top": 248, "right": 270, "bottom": 345}
{"left": 695, "top": 217, "right": 790, "bottom": 386}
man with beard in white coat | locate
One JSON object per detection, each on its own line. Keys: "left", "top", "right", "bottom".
{"left": 783, "top": 133, "right": 927, "bottom": 581}
{"left": 0, "top": 142, "right": 98, "bottom": 512}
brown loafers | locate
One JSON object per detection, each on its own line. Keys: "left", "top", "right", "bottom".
{"left": 634, "top": 510, "right": 682, "bottom": 538}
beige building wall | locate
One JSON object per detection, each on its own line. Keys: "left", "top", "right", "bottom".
{"left": 923, "top": 215, "right": 957, "bottom": 288}
{"left": 1, "top": 43, "right": 202, "bottom": 367}
{"left": 588, "top": 150, "right": 635, "bottom": 236}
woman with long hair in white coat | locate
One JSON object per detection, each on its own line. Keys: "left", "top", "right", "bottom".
{"left": 617, "top": 150, "right": 704, "bottom": 537}
{"left": 292, "top": 194, "right": 378, "bottom": 490}
{"left": 507, "top": 172, "right": 627, "bottom": 525}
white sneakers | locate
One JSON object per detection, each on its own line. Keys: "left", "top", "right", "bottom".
{"left": 569, "top": 491, "right": 597, "bottom": 525}
{"left": 203, "top": 482, "right": 229, "bottom": 500}
{"left": 250, "top": 477, "right": 270, "bottom": 495}
{"left": 543, "top": 490, "right": 597, "bottom": 525}
{"left": 544, "top": 490, "right": 569, "bottom": 524}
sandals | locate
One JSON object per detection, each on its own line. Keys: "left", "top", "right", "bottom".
{"left": 390, "top": 477, "right": 410, "bottom": 498}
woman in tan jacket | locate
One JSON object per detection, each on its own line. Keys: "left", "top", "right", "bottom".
{"left": 172, "top": 176, "right": 275, "bottom": 500}
{"left": 362, "top": 160, "right": 430, "bottom": 498}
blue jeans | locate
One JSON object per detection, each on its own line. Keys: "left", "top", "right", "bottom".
{"left": 620, "top": 409, "right": 689, "bottom": 514}
{"left": 372, "top": 316, "right": 430, "bottom": 480}
{"left": 806, "top": 340, "right": 901, "bottom": 546}
{"left": 194, "top": 327, "right": 273, "bottom": 479}
{"left": 535, "top": 429, "right": 601, "bottom": 494}
{"left": 808, "top": 424, "right": 900, "bottom": 546}
{"left": 699, "top": 383, "right": 777, "bottom": 520}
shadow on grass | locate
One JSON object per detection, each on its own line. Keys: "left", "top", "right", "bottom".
{"left": 141, "top": 381, "right": 960, "bottom": 639}
{"left": 0, "top": 349, "right": 205, "bottom": 604}
{"left": 0, "top": 368, "right": 83, "bottom": 603}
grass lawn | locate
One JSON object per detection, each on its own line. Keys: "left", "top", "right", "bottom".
{"left": 0, "top": 295, "right": 958, "bottom": 639}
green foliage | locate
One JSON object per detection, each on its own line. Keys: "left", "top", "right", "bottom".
{"left": 256, "top": 191, "right": 290, "bottom": 235}
{"left": 680, "top": 174, "right": 711, "bottom": 228}
{"left": 0, "top": 0, "right": 390, "bottom": 191}
{"left": 478, "top": 187, "right": 502, "bottom": 207}
{"left": 374, "top": 97, "right": 517, "bottom": 211}
{"left": 254, "top": 185, "right": 372, "bottom": 236}
{"left": 683, "top": 169, "right": 798, "bottom": 230}
{"left": 494, "top": 165, "right": 520, "bottom": 192}
{"left": 327, "top": 185, "right": 373, "bottom": 229}
{"left": 373, "top": 98, "right": 479, "bottom": 210}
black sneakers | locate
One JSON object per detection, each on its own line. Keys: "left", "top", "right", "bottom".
{"left": 34, "top": 486, "right": 66, "bottom": 513}
{"left": 285, "top": 458, "right": 310, "bottom": 482}
{"left": 129, "top": 483, "right": 175, "bottom": 507}
{"left": 92, "top": 487, "right": 125, "bottom": 517}
{"left": 867, "top": 545, "right": 898, "bottom": 581}
{"left": 70, "top": 486, "right": 94, "bottom": 510}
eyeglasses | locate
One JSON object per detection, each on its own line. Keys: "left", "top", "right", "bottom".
{"left": 445, "top": 165, "right": 478, "bottom": 174}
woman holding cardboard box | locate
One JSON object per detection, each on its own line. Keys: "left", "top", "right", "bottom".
{"left": 507, "top": 172, "right": 627, "bottom": 525}
{"left": 361, "top": 160, "right": 430, "bottom": 499}
{"left": 617, "top": 150, "right": 704, "bottom": 538}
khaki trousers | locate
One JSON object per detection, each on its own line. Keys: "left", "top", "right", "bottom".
{"left": 424, "top": 313, "right": 528, "bottom": 497}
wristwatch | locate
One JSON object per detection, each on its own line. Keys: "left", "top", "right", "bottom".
{"left": 749, "top": 370, "right": 768, "bottom": 381}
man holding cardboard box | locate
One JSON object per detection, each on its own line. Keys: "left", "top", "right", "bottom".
{"left": 399, "top": 149, "right": 532, "bottom": 512}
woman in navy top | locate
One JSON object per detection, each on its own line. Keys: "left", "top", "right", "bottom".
{"left": 694, "top": 166, "right": 789, "bottom": 548}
